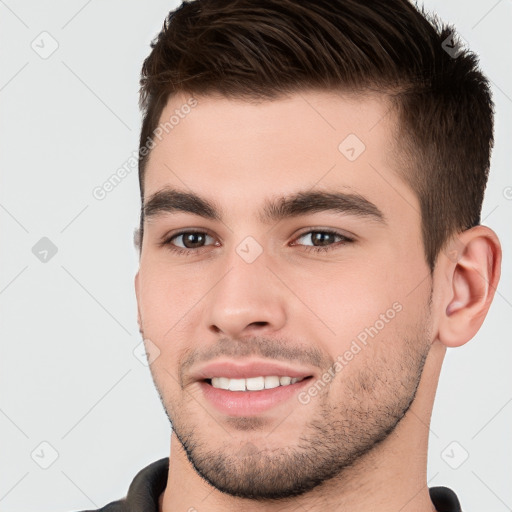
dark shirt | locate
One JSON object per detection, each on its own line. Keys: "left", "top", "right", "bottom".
{"left": 76, "top": 458, "right": 462, "bottom": 512}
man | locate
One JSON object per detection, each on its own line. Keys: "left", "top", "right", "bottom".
{"left": 83, "top": 0, "right": 502, "bottom": 510}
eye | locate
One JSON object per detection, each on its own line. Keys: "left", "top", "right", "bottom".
{"left": 292, "top": 229, "right": 354, "bottom": 253}
{"left": 161, "top": 230, "right": 217, "bottom": 255}
{"left": 160, "top": 228, "right": 353, "bottom": 256}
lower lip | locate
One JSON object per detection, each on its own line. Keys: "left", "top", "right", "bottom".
{"left": 199, "top": 378, "right": 312, "bottom": 416}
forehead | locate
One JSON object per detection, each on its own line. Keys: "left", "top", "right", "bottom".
{"left": 143, "top": 90, "right": 419, "bottom": 227}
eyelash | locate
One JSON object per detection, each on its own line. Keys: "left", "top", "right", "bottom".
{"left": 160, "top": 229, "right": 354, "bottom": 256}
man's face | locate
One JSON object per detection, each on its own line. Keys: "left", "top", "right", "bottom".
{"left": 135, "top": 91, "right": 434, "bottom": 499}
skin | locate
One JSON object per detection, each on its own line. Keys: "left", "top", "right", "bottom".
{"left": 134, "top": 90, "right": 501, "bottom": 512}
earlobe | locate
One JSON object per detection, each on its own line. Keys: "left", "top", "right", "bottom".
{"left": 438, "top": 226, "right": 501, "bottom": 348}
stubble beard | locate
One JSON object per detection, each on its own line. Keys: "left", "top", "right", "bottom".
{"left": 152, "top": 327, "right": 431, "bottom": 501}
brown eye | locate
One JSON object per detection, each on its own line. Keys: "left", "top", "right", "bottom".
{"left": 178, "top": 232, "right": 208, "bottom": 249}
{"left": 306, "top": 231, "right": 338, "bottom": 246}
{"left": 294, "top": 230, "right": 351, "bottom": 248}
{"left": 162, "top": 231, "right": 216, "bottom": 253}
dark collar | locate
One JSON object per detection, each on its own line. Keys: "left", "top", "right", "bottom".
{"left": 117, "top": 458, "right": 461, "bottom": 512}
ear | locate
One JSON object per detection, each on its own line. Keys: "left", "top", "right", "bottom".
{"left": 134, "top": 271, "right": 143, "bottom": 335}
{"left": 133, "top": 227, "right": 141, "bottom": 252}
{"left": 437, "top": 225, "right": 501, "bottom": 348}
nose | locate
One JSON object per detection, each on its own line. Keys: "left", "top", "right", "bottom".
{"left": 204, "top": 246, "right": 287, "bottom": 339}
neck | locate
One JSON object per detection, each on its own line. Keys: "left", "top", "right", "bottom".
{"left": 160, "top": 342, "right": 446, "bottom": 512}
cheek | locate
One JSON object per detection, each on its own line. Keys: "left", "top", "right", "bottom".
{"left": 137, "top": 260, "right": 223, "bottom": 374}
{"left": 137, "top": 262, "right": 195, "bottom": 337}
{"left": 289, "top": 259, "right": 402, "bottom": 341}
{"left": 287, "top": 253, "right": 427, "bottom": 370}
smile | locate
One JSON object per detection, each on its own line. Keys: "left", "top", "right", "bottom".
{"left": 208, "top": 375, "right": 306, "bottom": 391}
{"left": 200, "top": 376, "right": 313, "bottom": 416}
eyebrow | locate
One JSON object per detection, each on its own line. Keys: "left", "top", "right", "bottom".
{"left": 143, "top": 187, "right": 386, "bottom": 226}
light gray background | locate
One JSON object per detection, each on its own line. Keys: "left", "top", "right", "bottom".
{"left": 0, "top": 1, "right": 510, "bottom": 511}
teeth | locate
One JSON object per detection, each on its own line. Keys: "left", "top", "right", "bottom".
{"left": 217, "top": 377, "right": 230, "bottom": 389}
{"left": 228, "top": 378, "right": 246, "bottom": 391}
{"left": 211, "top": 375, "right": 305, "bottom": 391}
{"left": 246, "top": 376, "right": 264, "bottom": 391}
{"left": 264, "top": 376, "right": 280, "bottom": 389}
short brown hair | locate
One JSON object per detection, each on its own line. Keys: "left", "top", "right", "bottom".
{"left": 137, "top": 0, "right": 494, "bottom": 271}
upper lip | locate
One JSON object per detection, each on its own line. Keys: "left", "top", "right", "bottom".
{"left": 190, "top": 359, "right": 316, "bottom": 382}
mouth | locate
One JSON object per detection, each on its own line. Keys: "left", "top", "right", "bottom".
{"left": 190, "top": 359, "right": 317, "bottom": 416}
{"left": 199, "top": 374, "right": 314, "bottom": 416}
{"left": 203, "top": 375, "right": 311, "bottom": 391}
